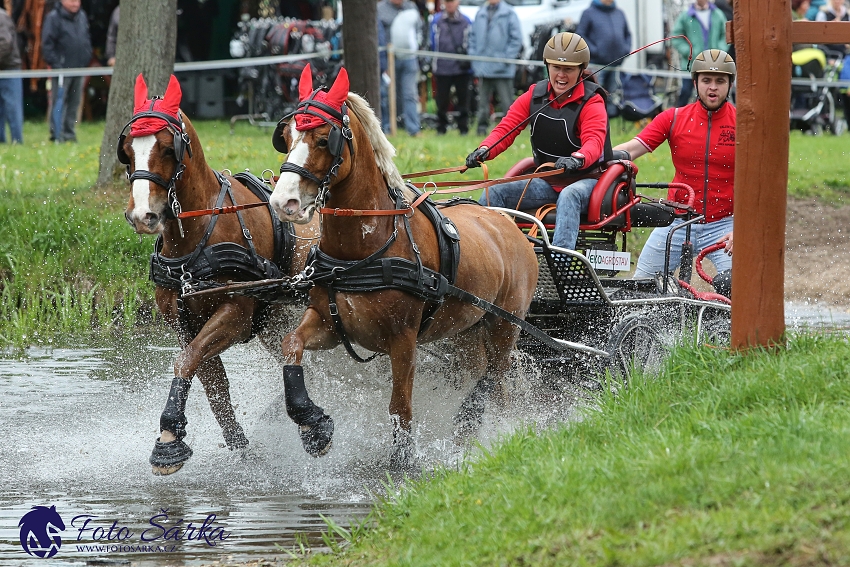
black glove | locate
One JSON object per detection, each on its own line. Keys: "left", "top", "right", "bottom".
{"left": 554, "top": 155, "right": 585, "bottom": 172}
{"left": 465, "top": 147, "right": 489, "bottom": 168}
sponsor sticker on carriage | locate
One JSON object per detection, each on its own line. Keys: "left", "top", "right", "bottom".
{"left": 586, "top": 250, "right": 631, "bottom": 272}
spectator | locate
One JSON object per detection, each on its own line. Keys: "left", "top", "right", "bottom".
{"left": 468, "top": 0, "right": 522, "bottom": 136}
{"left": 378, "top": 18, "right": 391, "bottom": 133}
{"left": 574, "top": 0, "right": 631, "bottom": 103}
{"left": 671, "top": 0, "right": 728, "bottom": 107}
{"left": 815, "top": 0, "right": 849, "bottom": 57}
{"left": 614, "top": 49, "right": 736, "bottom": 283}
{"left": 713, "top": 0, "right": 735, "bottom": 59}
{"left": 430, "top": 0, "right": 472, "bottom": 135}
{"left": 0, "top": 4, "right": 23, "bottom": 144}
{"left": 106, "top": 5, "right": 119, "bottom": 66}
{"left": 806, "top": 0, "right": 827, "bottom": 19}
{"left": 792, "top": 0, "right": 812, "bottom": 19}
{"left": 466, "top": 32, "right": 612, "bottom": 251}
{"left": 379, "top": 0, "right": 424, "bottom": 136}
{"left": 42, "top": 0, "right": 92, "bottom": 143}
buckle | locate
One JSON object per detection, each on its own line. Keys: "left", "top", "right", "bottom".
{"left": 328, "top": 302, "right": 339, "bottom": 316}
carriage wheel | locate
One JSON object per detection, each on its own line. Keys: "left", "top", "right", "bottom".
{"left": 701, "top": 316, "right": 731, "bottom": 347}
{"left": 600, "top": 316, "right": 666, "bottom": 384}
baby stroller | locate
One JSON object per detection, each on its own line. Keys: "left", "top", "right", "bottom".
{"left": 790, "top": 46, "right": 844, "bottom": 135}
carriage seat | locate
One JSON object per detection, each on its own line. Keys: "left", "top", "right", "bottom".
{"left": 502, "top": 154, "right": 678, "bottom": 231}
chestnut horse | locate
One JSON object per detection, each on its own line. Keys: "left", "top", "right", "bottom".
{"left": 121, "top": 75, "right": 318, "bottom": 475}
{"left": 268, "top": 65, "right": 538, "bottom": 464}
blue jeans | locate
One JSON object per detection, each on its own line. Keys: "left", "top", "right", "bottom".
{"left": 395, "top": 57, "right": 420, "bottom": 135}
{"left": 478, "top": 177, "right": 596, "bottom": 250}
{"left": 0, "top": 76, "right": 23, "bottom": 143}
{"left": 634, "top": 216, "right": 734, "bottom": 278}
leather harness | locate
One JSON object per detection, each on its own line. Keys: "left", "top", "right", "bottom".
{"left": 306, "top": 184, "right": 462, "bottom": 362}
{"left": 150, "top": 171, "right": 296, "bottom": 340}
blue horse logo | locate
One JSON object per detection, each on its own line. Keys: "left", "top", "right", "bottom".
{"left": 19, "top": 505, "right": 66, "bottom": 559}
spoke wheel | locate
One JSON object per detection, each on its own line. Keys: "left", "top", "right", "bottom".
{"left": 601, "top": 316, "right": 666, "bottom": 384}
{"left": 701, "top": 317, "right": 731, "bottom": 347}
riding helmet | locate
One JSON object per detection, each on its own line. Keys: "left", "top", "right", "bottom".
{"left": 543, "top": 32, "right": 590, "bottom": 67}
{"left": 691, "top": 49, "right": 736, "bottom": 81}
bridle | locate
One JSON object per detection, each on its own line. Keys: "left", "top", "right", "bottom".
{"left": 273, "top": 87, "right": 354, "bottom": 210}
{"left": 117, "top": 99, "right": 193, "bottom": 226}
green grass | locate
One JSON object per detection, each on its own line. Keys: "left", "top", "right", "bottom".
{"left": 0, "top": 117, "right": 846, "bottom": 347}
{"left": 307, "top": 334, "right": 850, "bottom": 566}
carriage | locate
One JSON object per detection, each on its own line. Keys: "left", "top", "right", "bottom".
{"left": 122, "top": 68, "right": 731, "bottom": 474}
{"left": 492, "top": 155, "right": 731, "bottom": 389}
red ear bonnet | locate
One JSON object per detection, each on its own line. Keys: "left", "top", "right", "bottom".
{"left": 130, "top": 74, "right": 184, "bottom": 137}
{"left": 294, "top": 65, "right": 350, "bottom": 131}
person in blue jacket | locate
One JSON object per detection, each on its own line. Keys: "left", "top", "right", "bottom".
{"left": 468, "top": 0, "right": 522, "bottom": 135}
{"left": 575, "top": 0, "right": 631, "bottom": 99}
{"left": 430, "top": 0, "right": 473, "bottom": 134}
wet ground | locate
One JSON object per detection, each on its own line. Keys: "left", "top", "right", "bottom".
{"left": 0, "top": 333, "right": 580, "bottom": 565}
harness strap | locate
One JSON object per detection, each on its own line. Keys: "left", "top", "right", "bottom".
{"left": 444, "top": 284, "right": 608, "bottom": 356}
{"left": 327, "top": 286, "right": 379, "bottom": 363}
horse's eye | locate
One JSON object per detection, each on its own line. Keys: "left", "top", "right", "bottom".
{"left": 317, "top": 138, "right": 329, "bottom": 148}
{"left": 163, "top": 146, "right": 176, "bottom": 158}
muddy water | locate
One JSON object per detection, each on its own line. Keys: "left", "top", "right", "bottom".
{"left": 0, "top": 331, "right": 576, "bottom": 565}
{"left": 1, "top": 303, "right": 846, "bottom": 565}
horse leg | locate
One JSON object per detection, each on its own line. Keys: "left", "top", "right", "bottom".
{"left": 453, "top": 318, "right": 519, "bottom": 443}
{"left": 151, "top": 303, "right": 253, "bottom": 475}
{"left": 387, "top": 332, "right": 418, "bottom": 469}
{"left": 151, "top": 376, "right": 194, "bottom": 475}
{"left": 196, "top": 356, "right": 249, "bottom": 450}
{"left": 280, "top": 307, "right": 340, "bottom": 457}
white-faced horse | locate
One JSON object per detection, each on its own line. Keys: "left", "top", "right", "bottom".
{"left": 121, "top": 74, "right": 318, "bottom": 474}
{"left": 267, "top": 65, "right": 538, "bottom": 464}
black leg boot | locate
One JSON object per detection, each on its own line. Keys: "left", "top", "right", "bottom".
{"left": 284, "top": 365, "right": 334, "bottom": 457}
{"left": 150, "top": 377, "right": 194, "bottom": 472}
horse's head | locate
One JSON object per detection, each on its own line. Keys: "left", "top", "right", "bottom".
{"left": 121, "top": 74, "right": 194, "bottom": 234}
{"left": 269, "top": 64, "right": 354, "bottom": 224}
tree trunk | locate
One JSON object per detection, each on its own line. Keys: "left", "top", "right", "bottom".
{"left": 97, "top": 0, "right": 178, "bottom": 187}
{"left": 341, "top": 0, "right": 381, "bottom": 120}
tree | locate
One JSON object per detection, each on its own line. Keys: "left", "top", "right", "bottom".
{"left": 97, "top": 0, "right": 178, "bottom": 186}
{"left": 341, "top": 0, "right": 381, "bottom": 120}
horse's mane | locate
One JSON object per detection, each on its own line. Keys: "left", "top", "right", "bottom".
{"left": 345, "top": 92, "right": 406, "bottom": 190}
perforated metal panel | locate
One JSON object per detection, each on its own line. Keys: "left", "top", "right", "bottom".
{"left": 543, "top": 250, "right": 608, "bottom": 305}
{"left": 535, "top": 254, "right": 560, "bottom": 301}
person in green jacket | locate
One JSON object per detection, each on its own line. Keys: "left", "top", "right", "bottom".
{"left": 672, "top": 0, "right": 728, "bottom": 106}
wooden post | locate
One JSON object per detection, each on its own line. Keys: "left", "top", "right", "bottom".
{"left": 730, "top": 0, "right": 792, "bottom": 348}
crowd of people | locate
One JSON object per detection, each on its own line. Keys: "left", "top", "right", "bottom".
{"left": 6, "top": 0, "right": 843, "bottom": 287}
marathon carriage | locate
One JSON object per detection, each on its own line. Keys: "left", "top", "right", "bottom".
{"left": 490, "top": 153, "right": 731, "bottom": 388}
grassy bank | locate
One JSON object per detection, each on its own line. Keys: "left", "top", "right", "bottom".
{"left": 0, "top": 119, "right": 847, "bottom": 347}
{"left": 307, "top": 334, "right": 850, "bottom": 566}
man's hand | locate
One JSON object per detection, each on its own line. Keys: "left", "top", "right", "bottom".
{"left": 465, "top": 147, "right": 489, "bottom": 169}
{"left": 554, "top": 155, "right": 584, "bottom": 172}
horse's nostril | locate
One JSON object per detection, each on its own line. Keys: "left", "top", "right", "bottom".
{"left": 284, "top": 199, "right": 301, "bottom": 214}
{"left": 145, "top": 212, "right": 160, "bottom": 226}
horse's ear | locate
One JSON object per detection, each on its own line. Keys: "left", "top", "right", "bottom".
{"left": 161, "top": 75, "right": 182, "bottom": 115}
{"left": 326, "top": 67, "right": 349, "bottom": 108}
{"left": 134, "top": 74, "right": 148, "bottom": 109}
{"left": 298, "top": 64, "right": 314, "bottom": 101}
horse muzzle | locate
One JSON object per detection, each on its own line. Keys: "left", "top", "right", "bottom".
{"left": 272, "top": 198, "right": 316, "bottom": 224}
{"left": 125, "top": 209, "right": 164, "bottom": 234}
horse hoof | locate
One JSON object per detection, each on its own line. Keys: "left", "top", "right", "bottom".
{"left": 149, "top": 438, "right": 192, "bottom": 475}
{"left": 152, "top": 463, "right": 185, "bottom": 476}
{"left": 299, "top": 415, "right": 334, "bottom": 457}
{"left": 223, "top": 424, "right": 249, "bottom": 450}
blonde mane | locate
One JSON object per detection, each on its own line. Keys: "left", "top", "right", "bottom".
{"left": 345, "top": 92, "right": 406, "bottom": 190}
